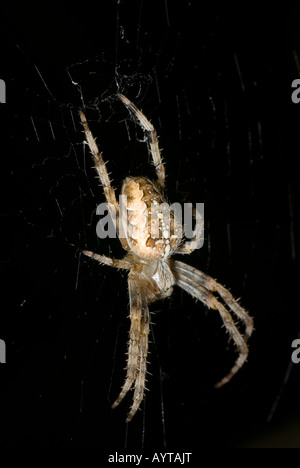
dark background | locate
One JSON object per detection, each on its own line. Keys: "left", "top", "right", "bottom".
{"left": 1, "top": 1, "right": 300, "bottom": 452}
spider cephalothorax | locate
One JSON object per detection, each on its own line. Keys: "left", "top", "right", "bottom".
{"left": 80, "top": 94, "right": 253, "bottom": 422}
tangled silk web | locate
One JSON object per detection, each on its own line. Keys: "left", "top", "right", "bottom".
{"left": 1, "top": 1, "right": 300, "bottom": 449}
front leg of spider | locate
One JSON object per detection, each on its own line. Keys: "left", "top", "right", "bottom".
{"left": 111, "top": 276, "right": 150, "bottom": 422}
{"left": 80, "top": 94, "right": 253, "bottom": 422}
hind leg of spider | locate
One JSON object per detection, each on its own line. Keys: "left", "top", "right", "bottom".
{"left": 119, "top": 94, "right": 165, "bottom": 190}
{"left": 79, "top": 110, "right": 130, "bottom": 252}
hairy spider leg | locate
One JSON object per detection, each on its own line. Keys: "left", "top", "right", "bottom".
{"left": 119, "top": 94, "right": 165, "bottom": 190}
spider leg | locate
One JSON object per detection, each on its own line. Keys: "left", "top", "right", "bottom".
{"left": 79, "top": 111, "right": 129, "bottom": 252}
{"left": 173, "top": 260, "right": 254, "bottom": 342}
{"left": 119, "top": 94, "right": 165, "bottom": 190}
{"left": 112, "top": 276, "right": 150, "bottom": 422}
{"left": 127, "top": 284, "right": 150, "bottom": 422}
{"left": 82, "top": 250, "right": 131, "bottom": 269}
{"left": 211, "top": 282, "right": 253, "bottom": 343}
{"left": 171, "top": 260, "right": 253, "bottom": 387}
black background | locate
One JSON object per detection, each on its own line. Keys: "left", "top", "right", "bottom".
{"left": 1, "top": 1, "right": 300, "bottom": 452}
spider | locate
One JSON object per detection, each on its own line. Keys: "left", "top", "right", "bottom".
{"left": 79, "top": 94, "right": 254, "bottom": 422}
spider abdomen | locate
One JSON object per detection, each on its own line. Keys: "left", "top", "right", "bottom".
{"left": 121, "top": 176, "right": 182, "bottom": 260}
